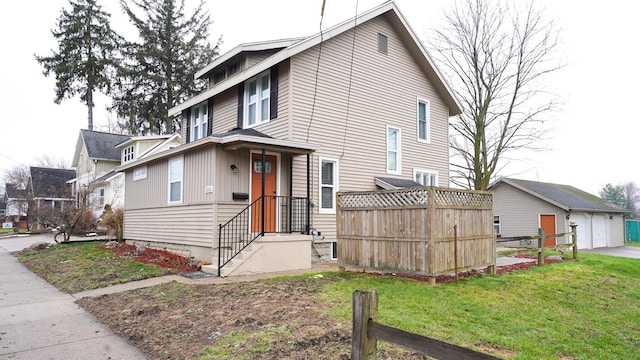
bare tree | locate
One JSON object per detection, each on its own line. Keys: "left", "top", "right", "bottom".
{"left": 432, "top": 0, "right": 562, "bottom": 189}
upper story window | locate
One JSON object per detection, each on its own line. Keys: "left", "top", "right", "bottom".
{"left": 97, "top": 187, "right": 105, "bottom": 207}
{"left": 245, "top": 70, "right": 270, "bottom": 127}
{"left": 319, "top": 158, "right": 338, "bottom": 214}
{"left": 386, "top": 126, "right": 401, "bottom": 174}
{"left": 414, "top": 169, "right": 438, "bottom": 186}
{"left": 190, "top": 102, "right": 208, "bottom": 142}
{"left": 378, "top": 33, "right": 388, "bottom": 54}
{"left": 123, "top": 145, "right": 135, "bottom": 162}
{"left": 168, "top": 156, "right": 183, "bottom": 204}
{"left": 417, "top": 98, "right": 430, "bottom": 143}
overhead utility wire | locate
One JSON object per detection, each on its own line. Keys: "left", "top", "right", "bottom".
{"left": 340, "top": 0, "right": 359, "bottom": 160}
{"left": 305, "top": 0, "right": 326, "bottom": 143}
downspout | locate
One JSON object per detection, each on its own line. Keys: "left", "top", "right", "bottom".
{"left": 289, "top": 156, "right": 293, "bottom": 233}
{"left": 306, "top": 153, "right": 310, "bottom": 235}
{"left": 261, "top": 148, "right": 266, "bottom": 236}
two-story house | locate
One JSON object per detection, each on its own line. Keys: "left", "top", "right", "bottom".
{"left": 116, "top": 1, "right": 462, "bottom": 276}
{"left": 71, "top": 129, "right": 180, "bottom": 216}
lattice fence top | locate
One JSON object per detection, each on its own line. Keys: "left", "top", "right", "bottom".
{"left": 337, "top": 187, "right": 492, "bottom": 208}
{"left": 338, "top": 187, "right": 429, "bottom": 208}
{"left": 432, "top": 189, "right": 492, "bottom": 207}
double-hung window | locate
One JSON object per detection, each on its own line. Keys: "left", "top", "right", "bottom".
{"left": 97, "top": 188, "right": 105, "bottom": 207}
{"left": 417, "top": 98, "right": 430, "bottom": 143}
{"left": 414, "top": 169, "right": 438, "bottom": 186}
{"left": 245, "top": 71, "right": 270, "bottom": 127}
{"left": 190, "top": 102, "right": 208, "bottom": 141}
{"left": 168, "top": 156, "right": 183, "bottom": 204}
{"left": 494, "top": 215, "right": 501, "bottom": 235}
{"left": 386, "top": 126, "right": 401, "bottom": 174}
{"left": 319, "top": 158, "right": 338, "bottom": 213}
{"left": 123, "top": 146, "right": 134, "bottom": 162}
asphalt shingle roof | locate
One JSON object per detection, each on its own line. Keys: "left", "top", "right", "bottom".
{"left": 375, "top": 177, "right": 423, "bottom": 189}
{"left": 81, "top": 129, "right": 130, "bottom": 161}
{"left": 29, "top": 167, "right": 76, "bottom": 198}
{"left": 499, "top": 178, "right": 626, "bottom": 213}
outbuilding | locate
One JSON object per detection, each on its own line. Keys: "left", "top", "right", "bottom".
{"left": 490, "top": 178, "right": 627, "bottom": 249}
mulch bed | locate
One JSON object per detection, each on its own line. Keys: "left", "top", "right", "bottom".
{"left": 99, "top": 242, "right": 197, "bottom": 273}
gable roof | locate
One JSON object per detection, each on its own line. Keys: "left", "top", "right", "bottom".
{"left": 169, "top": 1, "right": 462, "bottom": 117}
{"left": 29, "top": 167, "right": 76, "bottom": 199}
{"left": 73, "top": 130, "right": 131, "bottom": 166}
{"left": 491, "top": 178, "right": 627, "bottom": 213}
{"left": 5, "top": 183, "right": 26, "bottom": 199}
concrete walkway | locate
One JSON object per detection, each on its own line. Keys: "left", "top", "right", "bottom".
{"left": 0, "top": 234, "right": 147, "bottom": 360}
{"left": 580, "top": 245, "right": 640, "bottom": 259}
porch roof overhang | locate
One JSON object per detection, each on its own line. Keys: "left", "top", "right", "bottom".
{"left": 116, "top": 132, "right": 320, "bottom": 172}
{"left": 375, "top": 176, "right": 423, "bottom": 189}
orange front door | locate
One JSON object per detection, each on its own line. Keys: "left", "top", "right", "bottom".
{"left": 251, "top": 153, "right": 277, "bottom": 232}
{"left": 540, "top": 214, "right": 556, "bottom": 246}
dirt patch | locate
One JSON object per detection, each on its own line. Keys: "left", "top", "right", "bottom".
{"left": 99, "top": 242, "right": 196, "bottom": 273}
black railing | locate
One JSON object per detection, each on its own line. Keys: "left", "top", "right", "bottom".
{"left": 217, "top": 195, "right": 309, "bottom": 275}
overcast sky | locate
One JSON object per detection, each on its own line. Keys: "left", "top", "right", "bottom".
{"left": 0, "top": 0, "right": 638, "bottom": 196}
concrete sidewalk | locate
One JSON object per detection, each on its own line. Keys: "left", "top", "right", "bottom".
{"left": 0, "top": 235, "right": 147, "bottom": 360}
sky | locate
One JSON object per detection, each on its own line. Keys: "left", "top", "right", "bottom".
{"left": 0, "top": 0, "right": 638, "bottom": 196}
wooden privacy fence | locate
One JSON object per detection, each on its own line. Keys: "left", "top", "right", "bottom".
{"left": 337, "top": 187, "right": 495, "bottom": 283}
{"left": 352, "top": 289, "right": 500, "bottom": 360}
{"left": 496, "top": 224, "right": 578, "bottom": 265}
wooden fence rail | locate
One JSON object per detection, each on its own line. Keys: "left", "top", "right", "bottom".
{"left": 495, "top": 224, "right": 578, "bottom": 265}
{"left": 352, "top": 289, "right": 501, "bottom": 360}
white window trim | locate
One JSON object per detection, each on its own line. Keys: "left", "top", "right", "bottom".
{"left": 244, "top": 70, "right": 270, "bottom": 128}
{"left": 168, "top": 156, "right": 184, "bottom": 204}
{"left": 123, "top": 145, "right": 135, "bottom": 162}
{"left": 417, "top": 97, "right": 431, "bottom": 143}
{"left": 319, "top": 157, "right": 339, "bottom": 214}
{"left": 386, "top": 125, "right": 401, "bottom": 175}
{"left": 413, "top": 168, "right": 438, "bottom": 186}
{"left": 133, "top": 166, "right": 147, "bottom": 181}
{"left": 494, "top": 215, "right": 501, "bottom": 235}
{"left": 190, "top": 102, "right": 208, "bottom": 142}
{"left": 97, "top": 187, "right": 105, "bottom": 207}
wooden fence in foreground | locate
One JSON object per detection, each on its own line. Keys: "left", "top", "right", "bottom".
{"left": 352, "top": 289, "right": 500, "bottom": 360}
{"left": 496, "top": 224, "right": 578, "bottom": 265}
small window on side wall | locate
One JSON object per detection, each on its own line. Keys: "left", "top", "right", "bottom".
{"left": 319, "top": 158, "right": 338, "bottom": 214}
{"left": 168, "top": 156, "right": 183, "bottom": 204}
{"left": 331, "top": 241, "right": 338, "bottom": 260}
{"left": 386, "top": 126, "right": 401, "bottom": 174}
{"left": 494, "top": 215, "right": 501, "bottom": 235}
{"left": 378, "top": 33, "right": 388, "bottom": 54}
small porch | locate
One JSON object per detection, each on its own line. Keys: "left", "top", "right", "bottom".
{"left": 207, "top": 128, "right": 320, "bottom": 276}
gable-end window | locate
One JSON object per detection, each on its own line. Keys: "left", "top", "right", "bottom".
{"left": 245, "top": 71, "right": 270, "bottom": 127}
{"left": 386, "top": 126, "right": 401, "bottom": 174}
{"left": 414, "top": 169, "right": 438, "bottom": 186}
{"left": 494, "top": 215, "right": 501, "bottom": 235}
{"left": 190, "top": 102, "right": 208, "bottom": 141}
{"left": 319, "top": 158, "right": 338, "bottom": 214}
{"left": 168, "top": 156, "right": 183, "bottom": 204}
{"left": 417, "top": 98, "right": 430, "bottom": 142}
{"left": 123, "top": 145, "right": 134, "bottom": 162}
{"left": 97, "top": 188, "right": 105, "bottom": 207}
{"left": 378, "top": 33, "right": 388, "bottom": 54}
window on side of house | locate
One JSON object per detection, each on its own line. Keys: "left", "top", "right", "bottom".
{"left": 331, "top": 241, "right": 338, "bottom": 260}
{"left": 494, "top": 215, "right": 501, "bottom": 235}
{"left": 97, "top": 188, "right": 105, "bottom": 207}
{"left": 378, "top": 33, "right": 388, "bottom": 54}
{"left": 245, "top": 70, "right": 270, "bottom": 127}
{"left": 168, "top": 156, "right": 183, "bottom": 204}
{"left": 190, "top": 102, "right": 208, "bottom": 141}
{"left": 386, "top": 126, "right": 401, "bottom": 174}
{"left": 123, "top": 145, "right": 135, "bottom": 162}
{"left": 417, "top": 98, "right": 430, "bottom": 143}
{"left": 414, "top": 169, "right": 438, "bottom": 186}
{"left": 319, "top": 158, "right": 338, "bottom": 214}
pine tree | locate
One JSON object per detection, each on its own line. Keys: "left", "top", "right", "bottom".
{"left": 112, "top": 0, "right": 219, "bottom": 135}
{"left": 35, "top": 0, "right": 121, "bottom": 131}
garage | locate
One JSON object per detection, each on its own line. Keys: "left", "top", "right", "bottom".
{"left": 592, "top": 214, "right": 609, "bottom": 248}
{"left": 571, "top": 213, "right": 589, "bottom": 249}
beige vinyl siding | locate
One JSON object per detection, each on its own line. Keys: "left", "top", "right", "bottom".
{"left": 183, "top": 147, "right": 216, "bottom": 203}
{"left": 125, "top": 160, "right": 168, "bottom": 209}
{"left": 288, "top": 16, "right": 451, "bottom": 242}
{"left": 215, "top": 148, "right": 251, "bottom": 202}
{"left": 210, "top": 87, "right": 237, "bottom": 134}
{"left": 251, "top": 61, "right": 290, "bottom": 139}
{"left": 217, "top": 203, "right": 250, "bottom": 226}
{"left": 124, "top": 204, "right": 215, "bottom": 247}
{"left": 493, "top": 183, "right": 568, "bottom": 238}
{"left": 245, "top": 50, "right": 280, "bottom": 68}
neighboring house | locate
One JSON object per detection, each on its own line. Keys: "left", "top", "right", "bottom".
{"left": 116, "top": 1, "right": 461, "bottom": 275}
{"left": 3, "top": 183, "right": 27, "bottom": 227}
{"left": 490, "top": 178, "right": 627, "bottom": 249}
{"left": 70, "top": 129, "right": 181, "bottom": 216}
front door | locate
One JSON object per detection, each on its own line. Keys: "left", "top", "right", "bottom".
{"left": 251, "top": 153, "right": 277, "bottom": 232}
{"left": 540, "top": 214, "right": 556, "bottom": 246}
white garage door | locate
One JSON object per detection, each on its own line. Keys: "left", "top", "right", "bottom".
{"left": 571, "top": 213, "right": 589, "bottom": 249}
{"left": 592, "top": 214, "right": 609, "bottom": 248}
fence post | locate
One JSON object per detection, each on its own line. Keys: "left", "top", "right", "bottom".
{"left": 538, "top": 227, "right": 545, "bottom": 266}
{"left": 352, "top": 289, "right": 378, "bottom": 360}
{"left": 570, "top": 223, "right": 578, "bottom": 260}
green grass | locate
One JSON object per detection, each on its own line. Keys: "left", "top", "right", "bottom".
{"left": 317, "top": 254, "right": 640, "bottom": 359}
{"left": 18, "top": 241, "right": 174, "bottom": 293}
{"left": 626, "top": 241, "right": 640, "bottom": 248}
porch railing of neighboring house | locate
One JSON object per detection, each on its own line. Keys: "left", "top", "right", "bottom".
{"left": 217, "top": 195, "right": 309, "bottom": 275}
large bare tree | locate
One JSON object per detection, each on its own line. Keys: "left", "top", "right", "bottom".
{"left": 432, "top": 0, "right": 562, "bottom": 189}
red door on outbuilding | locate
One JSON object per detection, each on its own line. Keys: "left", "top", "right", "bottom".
{"left": 540, "top": 214, "right": 556, "bottom": 246}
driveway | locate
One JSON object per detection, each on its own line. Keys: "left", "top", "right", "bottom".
{"left": 580, "top": 246, "right": 640, "bottom": 259}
